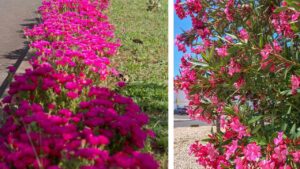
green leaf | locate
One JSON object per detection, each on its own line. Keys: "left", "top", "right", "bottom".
{"left": 280, "top": 90, "right": 292, "bottom": 96}
{"left": 249, "top": 136, "right": 267, "bottom": 146}
{"left": 273, "top": 7, "right": 288, "bottom": 13}
{"left": 290, "top": 22, "right": 299, "bottom": 33}
{"left": 248, "top": 115, "right": 263, "bottom": 124}
{"left": 225, "top": 33, "right": 238, "bottom": 40}
{"left": 209, "top": 45, "right": 215, "bottom": 59}
{"left": 284, "top": 66, "right": 292, "bottom": 79}
{"left": 259, "top": 35, "right": 264, "bottom": 48}
{"left": 252, "top": 125, "right": 261, "bottom": 134}
{"left": 287, "top": 105, "right": 292, "bottom": 115}
{"left": 281, "top": 123, "right": 288, "bottom": 131}
{"left": 189, "top": 61, "right": 209, "bottom": 67}
{"left": 202, "top": 52, "right": 210, "bottom": 63}
{"left": 201, "top": 138, "right": 211, "bottom": 142}
{"left": 228, "top": 46, "right": 240, "bottom": 54}
{"left": 290, "top": 124, "right": 296, "bottom": 135}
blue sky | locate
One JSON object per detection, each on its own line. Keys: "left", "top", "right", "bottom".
{"left": 174, "top": 9, "right": 191, "bottom": 77}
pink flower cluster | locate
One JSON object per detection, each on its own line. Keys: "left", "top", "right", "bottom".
{"left": 175, "top": 0, "right": 300, "bottom": 168}
{"left": 191, "top": 128, "right": 300, "bottom": 168}
{"left": 272, "top": 3, "right": 299, "bottom": 38}
{"left": 0, "top": 0, "right": 158, "bottom": 168}
{"left": 24, "top": 0, "right": 120, "bottom": 80}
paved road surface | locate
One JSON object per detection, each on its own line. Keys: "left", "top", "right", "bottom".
{"left": 174, "top": 114, "right": 210, "bottom": 128}
{"left": 0, "top": 0, "right": 41, "bottom": 96}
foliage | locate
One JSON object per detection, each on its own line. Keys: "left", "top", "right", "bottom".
{"left": 175, "top": 0, "right": 300, "bottom": 168}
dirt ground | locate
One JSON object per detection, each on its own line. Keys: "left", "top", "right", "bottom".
{"left": 174, "top": 126, "right": 215, "bottom": 169}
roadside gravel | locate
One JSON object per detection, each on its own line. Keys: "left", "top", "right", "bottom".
{"left": 174, "top": 126, "right": 214, "bottom": 169}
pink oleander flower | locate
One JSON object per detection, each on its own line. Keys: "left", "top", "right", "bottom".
{"left": 260, "top": 44, "right": 273, "bottom": 61}
{"left": 234, "top": 157, "right": 247, "bottom": 169}
{"left": 239, "top": 29, "right": 249, "bottom": 42}
{"left": 234, "top": 77, "right": 245, "bottom": 89}
{"left": 229, "top": 117, "right": 249, "bottom": 139}
{"left": 186, "top": 0, "right": 202, "bottom": 13}
{"left": 175, "top": 37, "right": 187, "bottom": 53}
{"left": 224, "top": 0, "right": 234, "bottom": 22}
{"left": 225, "top": 140, "right": 238, "bottom": 160}
{"left": 274, "top": 132, "right": 284, "bottom": 145}
{"left": 175, "top": 0, "right": 186, "bottom": 19}
{"left": 243, "top": 142, "right": 261, "bottom": 161}
{"left": 228, "top": 58, "right": 241, "bottom": 76}
{"left": 272, "top": 144, "right": 288, "bottom": 163}
{"left": 216, "top": 46, "right": 228, "bottom": 57}
{"left": 273, "top": 40, "right": 282, "bottom": 53}
{"left": 259, "top": 160, "right": 276, "bottom": 169}
{"left": 291, "top": 75, "right": 300, "bottom": 95}
{"left": 292, "top": 151, "right": 300, "bottom": 163}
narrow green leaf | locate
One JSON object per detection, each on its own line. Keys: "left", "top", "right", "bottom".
{"left": 273, "top": 7, "right": 288, "bottom": 13}
{"left": 287, "top": 106, "right": 292, "bottom": 115}
{"left": 259, "top": 35, "right": 264, "bottom": 48}
{"left": 252, "top": 125, "right": 261, "bottom": 134}
{"left": 281, "top": 123, "right": 288, "bottom": 131}
{"left": 248, "top": 115, "right": 263, "bottom": 124}
{"left": 225, "top": 33, "right": 238, "bottom": 40}
{"left": 290, "top": 124, "right": 296, "bottom": 135}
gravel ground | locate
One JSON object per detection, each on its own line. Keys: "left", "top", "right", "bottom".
{"left": 174, "top": 126, "right": 215, "bottom": 169}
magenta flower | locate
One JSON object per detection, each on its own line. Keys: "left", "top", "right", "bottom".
{"left": 7, "top": 65, "right": 16, "bottom": 72}
{"left": 67, "top": 91, "right": 79, "bottom": 99}
{"left": 65, "top": 81, "right": 77, "bottom": 90}
{"left": 117, "top": 81, "right": 126, "bottom": 88}
{"left": 243, "top": 142, "right": 261, "bottom": 161}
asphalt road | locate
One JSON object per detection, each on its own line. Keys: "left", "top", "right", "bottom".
{"left": 174, "top": 114, "right": 210, "bottom": 128}
{"left": 0, "top": 0, "right": 41, "bottom": 95}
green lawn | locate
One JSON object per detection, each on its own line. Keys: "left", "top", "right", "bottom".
{"left": 108, "top": 0, "right": 168, "bottom": 168}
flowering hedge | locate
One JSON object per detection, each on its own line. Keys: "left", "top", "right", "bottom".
{"left": 0, "top": 0, "right": 158, "bottom": 168}
{"left": 175, "top": 0, "right": 300, "bottom": 168}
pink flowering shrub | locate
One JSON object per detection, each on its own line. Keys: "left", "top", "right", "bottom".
{"left": 0, "top": 0, "right": 158, "bottom": 168}
{"left": 175, "top": 0, "right": 300, "bottom": 168}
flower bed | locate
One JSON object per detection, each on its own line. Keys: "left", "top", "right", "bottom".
{"left": 0, "top": 0, "right": 158, "bottom": 168}
{"left": 175, "top": 0, "right": 300, "bottom": 168}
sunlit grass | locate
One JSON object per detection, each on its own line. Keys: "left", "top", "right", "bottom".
{"left": 108, "top": 0, "right": 168, "bottom": 168}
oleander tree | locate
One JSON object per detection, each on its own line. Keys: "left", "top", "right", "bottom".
{"left": 175, "top": 0, "right": 300, "bottom": 168}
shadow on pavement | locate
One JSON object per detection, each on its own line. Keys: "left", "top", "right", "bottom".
{"left": 0, "top": 17, "right": 38, "bottom": 98}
